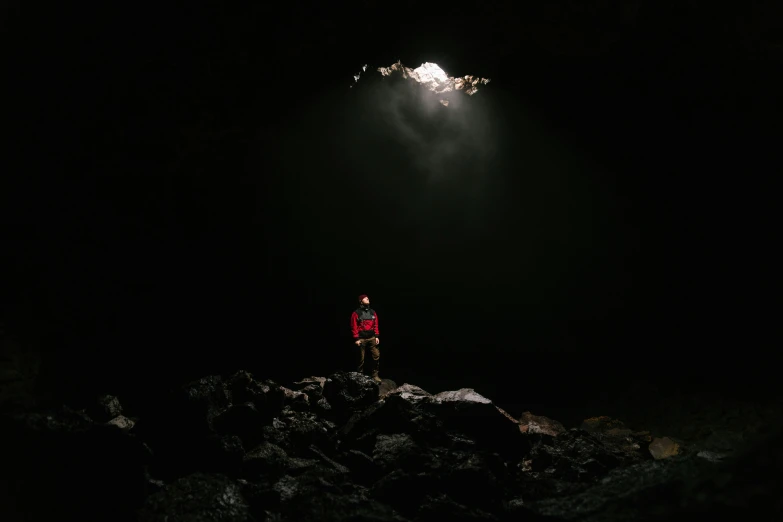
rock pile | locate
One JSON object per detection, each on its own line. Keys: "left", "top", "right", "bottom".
{"left": 1, "top": 371, "right": 780, "bottom": 521}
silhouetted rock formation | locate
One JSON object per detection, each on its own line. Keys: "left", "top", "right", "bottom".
{"left": 1, "top": 370, "right": 780, "bottom": 521}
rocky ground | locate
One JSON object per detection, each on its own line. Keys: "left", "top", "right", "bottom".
{"left": 1, "top": 370, "right": 781, "bottom": 521}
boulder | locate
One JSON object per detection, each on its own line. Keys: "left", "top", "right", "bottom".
{"left": 323, "top": 371, "right": 380, "bottom": 421}
{"left": 262, "top": 408, "right": 337, "bottom": 458}
{"left": 291, "top": 376, "right": 327, "bottom": 389}
{"left": 372, "top": 433, "right": 428, "bottom": 473}
{"left": 227, "top": 371, "right": 286, "bottom": 413}
{"left": 497, "top": 407, "right": 567, "bottom": 437}
{"left": 107, "top": 414, "right": 135, "bottom": 431}
{"left": 421, "top": 388, "right": 530, "bottom": 458}
{"left": 242, "top": 440, "right": 289, "bottom": 476}
{"left": 281, "top": 386, "right": 311, "bottom": 411}
{"left": 299, "top": 382, "right": 324, "bottom": 400}
{"left": 90, "top": 394, "right": 123, "bottom": 422}
{"left": 517, "top": 411, "right": 568, "bottom": 437}
{"left": 649, "top": 436, "right": 681, "bottom": 459}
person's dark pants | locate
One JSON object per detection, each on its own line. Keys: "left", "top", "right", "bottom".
{"left": 356, "top": 337, "right": 380, "bottom": 377}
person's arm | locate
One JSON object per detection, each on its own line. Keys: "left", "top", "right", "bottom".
{"left": 351, "top": 311, "right": 359, "bottom": 340}
{"left": 374, "top": 312, "right": 380, "bottom": 337}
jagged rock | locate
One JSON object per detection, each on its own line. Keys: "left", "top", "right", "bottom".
{"left": 281, "top": 456, "right": 322, "bottom": 475}
{"left": 525, "top": 427, "right": 648, "bottom": 482}
{"left": 370, "top": 434, "right": 509, "bottom": 510}
{"left": 181, "top": 374, "right": 232, "bottom": 430}
{"left": 314, "top": 396, "right": 331, "bottom": 414}
{"left": 107, "top": 414, "right": 135, "bottom": 431}
{"left": 299, "top": 382, "right": 324, "bottom": 400}
{"left": 244, "top": 442, "right": 322, "bottom": 478}
{"left": 289, "top": 379, "right": 331, "bottom": 414}
{"left": 518, "top": 412, "right": 568, "bottom": 437}
{"left": 281, "top": 386, "right": 310, "bottom": 411}
{"left": 387, "top": 383, "right": 431, "bottom": 401}
{"left": 344, "top": 411, "right": 510, "bottom": 515}
{"left": 241, "top": 376, "right": 287, "bottom": 418}
{"left": 139, "top": 472, "right": 252, "bottom": 522}
{"left": 261, "top": 423, "right": 288, "bottom": 447}
{"left": 90, "top": 394, "right": 123, "bottom": 422}
{"left": 243, "top": 440, "right": 347, "bottom": 480}
{"left": 214, "top": 401, "right": 266, "bottom": 446}
{"left": 420, "top": 388, "right": 529, "bottom": 459}
{"left": 337, "top": 397, "right": 386, "bottom": 446}
{"left": 497, "top": 407, "right": 567, "bottom": 437}
{"left": 291, "top": 376, "right": 327, "bottom": 390}
{"left": 273, "top": 472, "right": 336, "bottom": 502}
{"left": 431, "top": 388, "right": 490, "bottom": 404}
{"left": 323, "top": 371, "right": 380, "bottom": 421}
{"left": 225, "top": 370, "right": 254, "bottom": 397}
{"left": 649, "top": 436, "right": 681, "bottom": 459}
{"left": 373, "top": 433, "right": 428, "bottom": 473}
{"left": 336, "top": 385, "right": 527, "bottom": 463}
{"left": 263, "top": 408, "right": 337, "bottom": 458}
{"left": 282, "top": 409, "right": 337, "bottom": 450}
{"left": 337, "top": 393, "right": 445, "bottom": 455}
{"left": 243, "top": 440, "right": 289, "bottom": 476}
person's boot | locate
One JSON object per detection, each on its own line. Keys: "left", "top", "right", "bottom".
{"left": 372, "top": 370, "right": 382, "bottom": 383}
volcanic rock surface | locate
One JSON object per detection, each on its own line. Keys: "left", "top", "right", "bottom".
{"left": 1, "top": 370, "right": 780, "bottom": 521}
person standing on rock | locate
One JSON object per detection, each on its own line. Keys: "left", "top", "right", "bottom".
{"left": 351, "top": 294, "right": 381, "bottom": 382}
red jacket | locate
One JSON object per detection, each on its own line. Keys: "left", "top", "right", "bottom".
{"left": 351, "top": 307, "right": 379, "bottom": 339}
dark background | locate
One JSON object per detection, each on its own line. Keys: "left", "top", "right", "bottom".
{"left": 2, "top": 1, "right": 780, "bottom": 424}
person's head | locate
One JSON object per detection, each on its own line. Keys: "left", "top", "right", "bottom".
{"left": 358, "top": 294, "right": 370, "bottom": 306}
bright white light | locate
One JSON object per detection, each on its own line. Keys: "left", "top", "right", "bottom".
{"left": 351, "top": 64, "right": 369, "bottom": 85}
{"left": 371, "top": 60, "right": 490, "bottom": 106}
{"left": 408, "top": 62, "right": 452, "bottom": 93}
